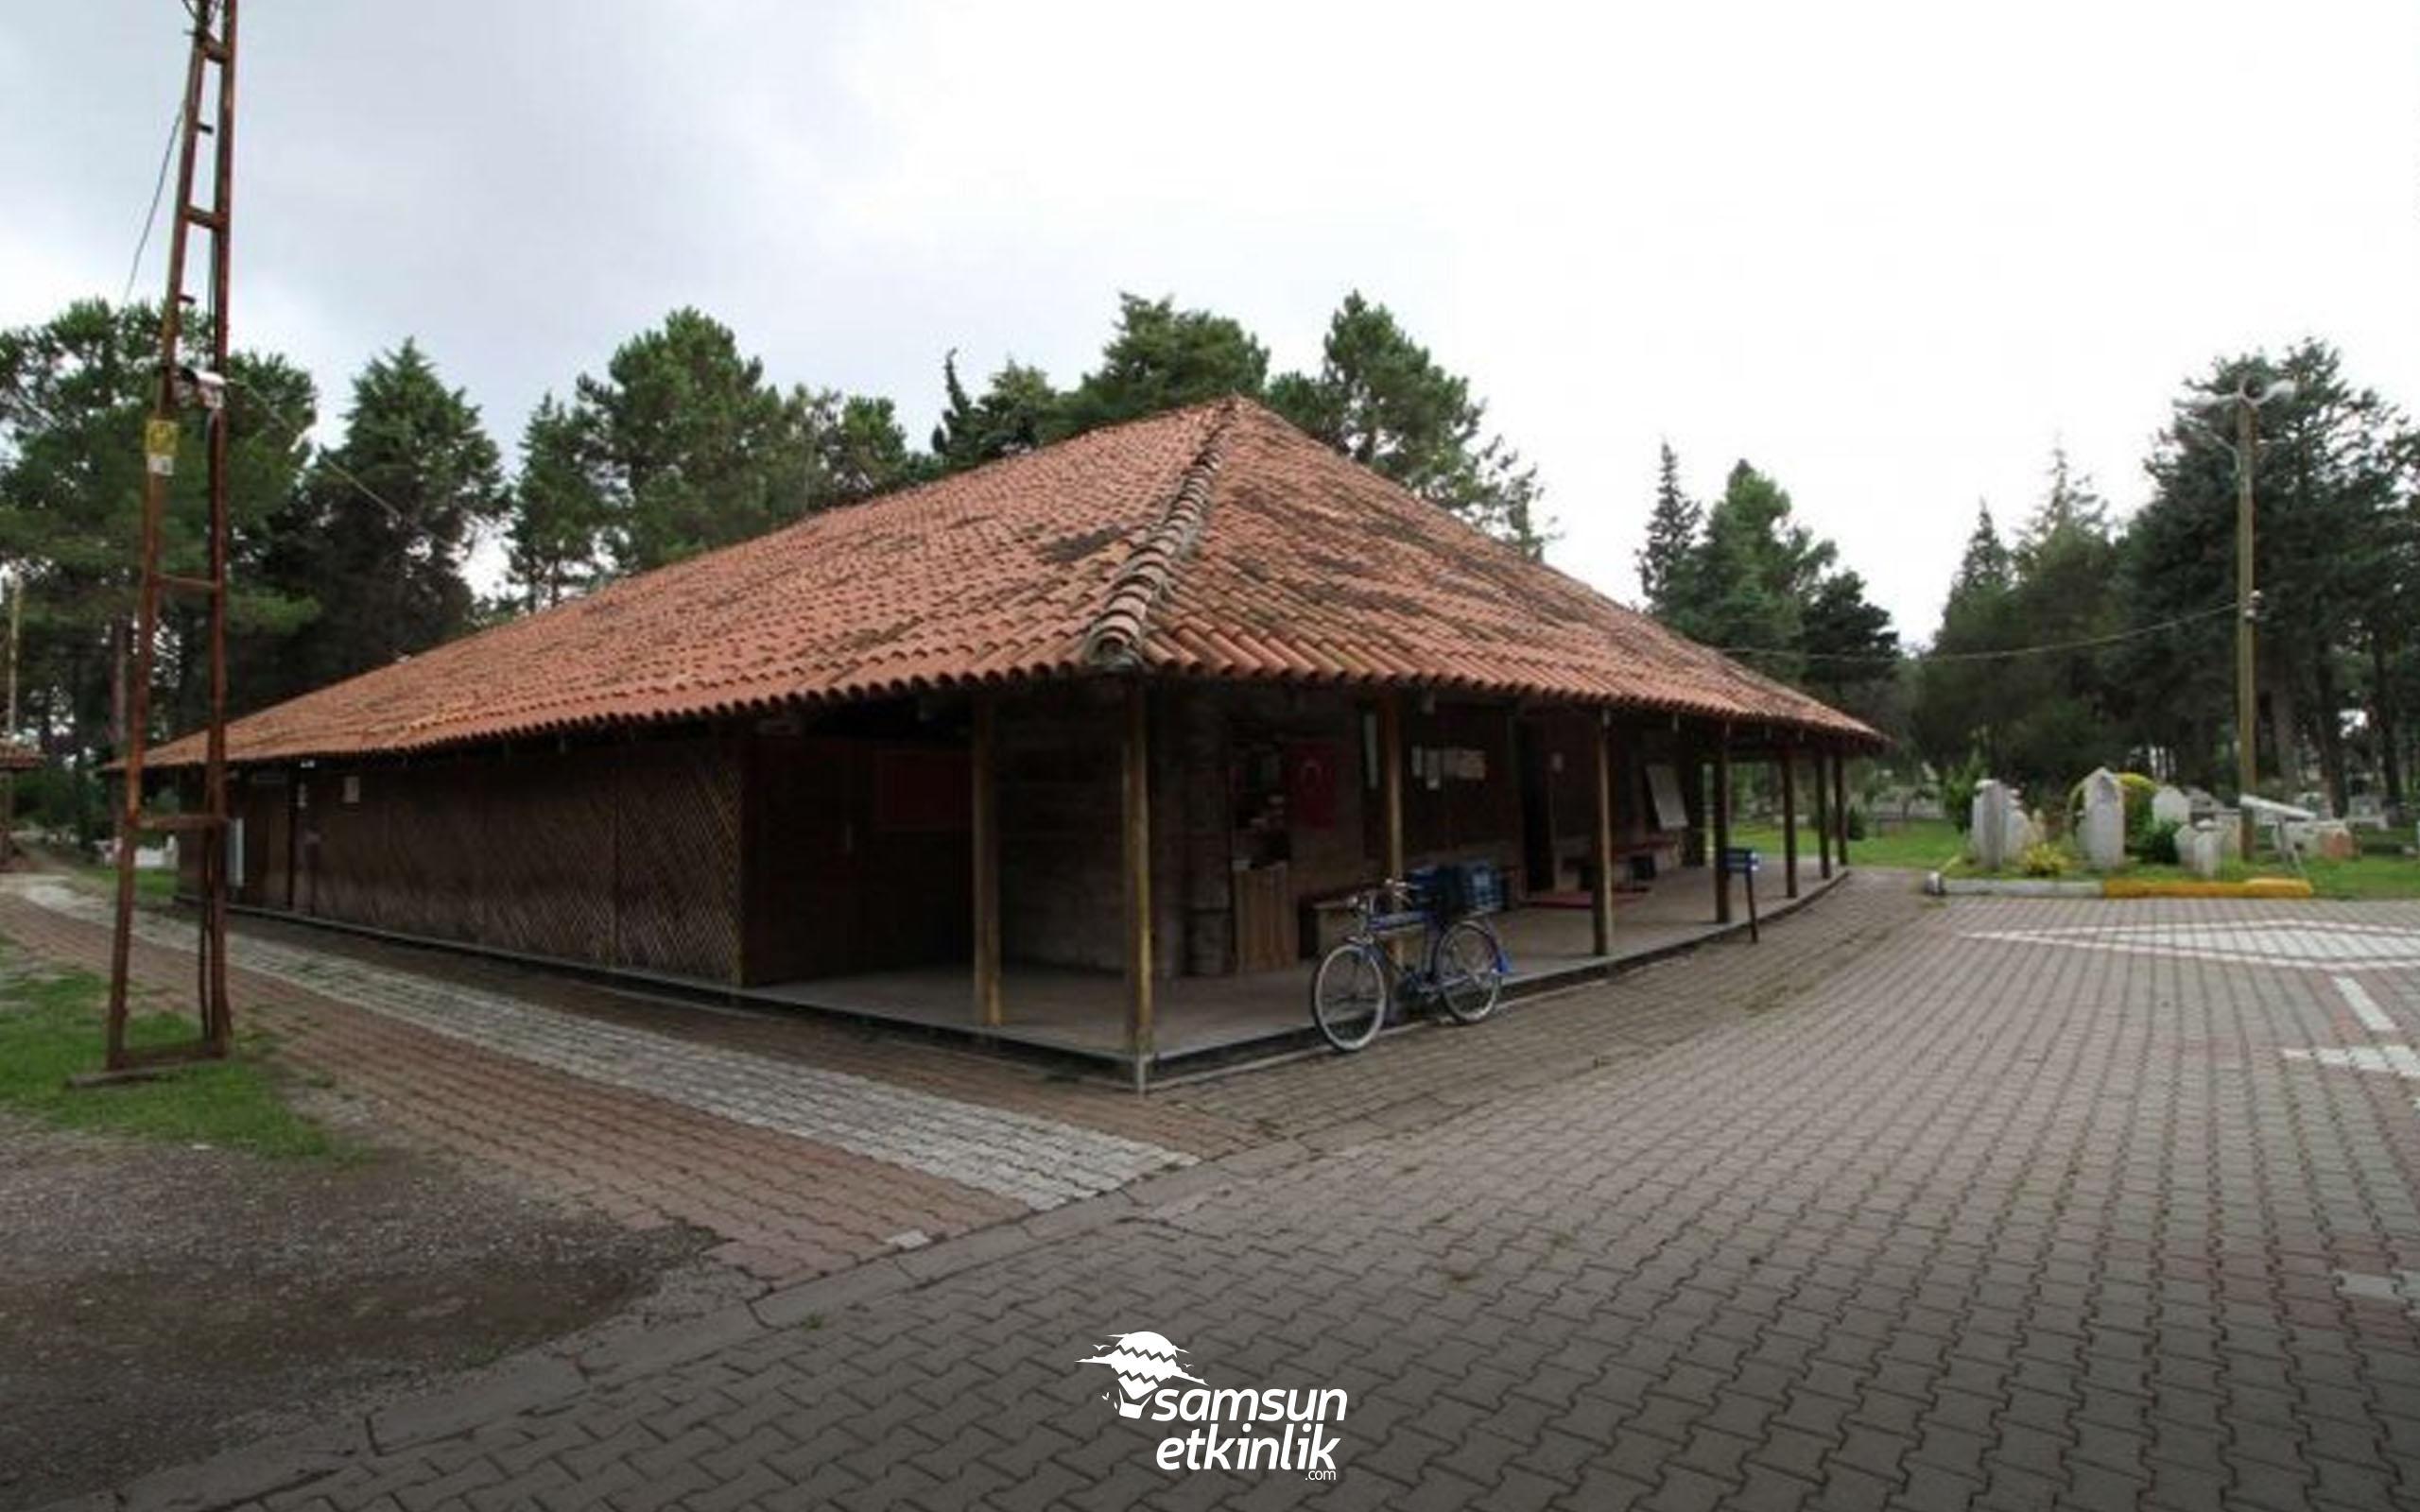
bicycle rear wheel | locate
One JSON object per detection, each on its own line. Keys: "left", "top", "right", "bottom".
{"left": 1432, "top": 919, "right": 1505, "bottom": 1024}
{"left": 1311, "top": 944, "right": 1389, "bottom": 1052}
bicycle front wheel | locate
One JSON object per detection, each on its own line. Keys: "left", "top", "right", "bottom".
{"left": 1432, "top": 919, "right": 1505, "bottom": 1024}
{"left": 1311, "top": 944, "right": 1389, "bottom": 1052}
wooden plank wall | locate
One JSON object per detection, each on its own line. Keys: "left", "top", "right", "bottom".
{"left": 244, "top": 733, "right": 745, "bottom": 984}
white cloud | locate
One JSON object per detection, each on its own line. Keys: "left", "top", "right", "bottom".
{"left": 5, "top": 0, "right": 2413, "bottom": 639}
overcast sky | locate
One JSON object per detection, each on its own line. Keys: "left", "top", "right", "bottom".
{"left": 6, "top": 1, "right": 2414, "bottom": 640}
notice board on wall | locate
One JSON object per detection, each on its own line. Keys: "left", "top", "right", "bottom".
{"left": 1647, "top": 764, "right": 1688, "bottom": 831}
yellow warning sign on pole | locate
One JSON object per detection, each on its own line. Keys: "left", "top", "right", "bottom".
{"left": 144, "top": 418, "right": 179, "bottom": 477}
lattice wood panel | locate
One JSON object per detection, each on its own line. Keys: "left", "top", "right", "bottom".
{"left": 376, "top": 761, "right": 484, "bottom": 942}
{"left": 614, "top": 737, "right": 743, "bottom": 981}
{"left": 474, "top": 746, "right": 617, "bottom": 964}
{"left": 306, "top": 769, "right": 382, "bottom": 925}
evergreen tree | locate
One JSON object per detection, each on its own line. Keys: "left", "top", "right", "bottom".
{"left": 1057, "top": 294, "right": 1268, "bottom": 436}
{"left": 1669, "top": 461, "right": 1831, "bottom": 672}
{"left": 2119, "top": 341, "right": 2406, "bottom": 801}
{"left": 1798, "top": 569, "right": 1900, "bottom": 713}
{"left": 253, "top": 340, "right": 505, "bottom": 705}
{"left": 1950, "top": 502, "right": 2012, "bottom": 599}
{"left": 1636, "top": 441, "right": 1702, "bottom": 614}
{"left": 576, "top": 308, "right": 821, "bottom": 572}
{"left": 928, "top": 352, "right": 1062, "bottom": 471}
{"left": 504, "top": 393, "right": 607, "bottom": 611}
{"left": 813, "top": 393, "right": 922, "bottom": 503}
{"left": 0, "top": 299, "right": 318, "bottom": 763}
{"left": 1912, "top": 458, "right": 2128, "bottom": 794}
{"left": 1269, "top": 291, "right": 1549, "bottom": 556}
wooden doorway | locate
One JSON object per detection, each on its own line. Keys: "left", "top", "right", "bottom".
{"left": 1515, "top": 722, "right": 1556, "bottom": 892}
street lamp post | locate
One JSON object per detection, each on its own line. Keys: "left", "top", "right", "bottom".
{"left": 2178, "top": 377, "right": 2296, "bottom": 860}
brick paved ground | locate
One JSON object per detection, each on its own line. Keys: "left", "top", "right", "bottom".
{"left": 0, "top": 870, "right": 1918, "bottom": 1284}
{"left": 41, "top": 884, "right": 2420, "bottom": 1511}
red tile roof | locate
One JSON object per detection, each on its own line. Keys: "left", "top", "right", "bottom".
{"left": 155, "top": 398, "right": 1876, "bottom": 766}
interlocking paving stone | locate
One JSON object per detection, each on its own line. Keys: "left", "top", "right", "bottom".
{"left": 34, "top": 882, "right": 2420, "bottom": 1511}
{"left": 9, "top": 878, "right": 1190, "bottom": 1208}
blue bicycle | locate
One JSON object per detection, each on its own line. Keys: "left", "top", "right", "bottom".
{"left": 1310, "top": 878, "right": 1506, "bottom": 1052}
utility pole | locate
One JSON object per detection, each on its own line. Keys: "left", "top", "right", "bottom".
{"left": 1, "top": 575, "right": 18, "bottom": 866}
{"left": 2179, "top": 375, "right": 2294, "bottom": 864}
{"left": 95, "top": 0, "right": 240, "bottom": 1078}
{"left": 2234, "top": 397, "right": 2258, "bottom": 862}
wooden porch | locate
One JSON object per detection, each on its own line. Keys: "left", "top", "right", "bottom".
{"left": 742, "top": 856, "right": 1843, "bottom": 1079}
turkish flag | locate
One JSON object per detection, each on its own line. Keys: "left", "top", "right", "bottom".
{"left": 1285, "top": 741, "right": 1341, "bottom": 830}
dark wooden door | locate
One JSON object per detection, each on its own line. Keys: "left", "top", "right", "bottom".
{"left": 1516, "top": 722, "right": 1557, "bottom": 891}
{"left": 748, "top": 736, "right": 861, "bottom": 981}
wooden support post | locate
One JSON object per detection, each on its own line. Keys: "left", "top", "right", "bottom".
{"left": 1681, "top": 744, "right": 1706, "bottom": 868}
{"left": 971, "top": 693, "right": 1002, "bottom": 1028}
{"left": 1780, "top": 747, "right": 1800, "bottom": 899}
{"left": 1378, "top": 694, "right": 1405, "bottom": 882}
{"left": 1712, "top": 726, "right": 1734, "bottom": 924}
{"left": 1832, "top": 748, "right": 1851, "bottom": 872}
{"left": 1377, "top": 694, "right": 1409, "bottom": 971}
{"left": 1590, "top": 710, "right": 1615, "bottom": 956}
{"left": 1121, "top": 682, "right": 1153, "bottom": 1090}
{"left": 1814, "top": 748, "right": 1834, "bottom": 880}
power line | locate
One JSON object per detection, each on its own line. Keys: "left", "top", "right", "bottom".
{"left": 1715, "top": 601, "right": 2240, "bottom": 666}
{"left": 119, "top": 97, "right": 184, "bottom": 311}
{"left": 225, "top": 370, "right": 412, "bottom": 528}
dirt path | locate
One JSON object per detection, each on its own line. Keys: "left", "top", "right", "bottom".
{"left": 0, "top": 1114, "right": 711, "bottom": 1509}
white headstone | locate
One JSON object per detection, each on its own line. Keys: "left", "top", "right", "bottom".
{"left": 2151, "top": 784, "right": 2191, "bottom": 829}
{"left": 1970, "top": 781, "right": 2017, "bottom": 871}
{"left": 2080, "top": 767, "right": 2126, "bottom": 870}
{"left": 2178, "top": 822, "right": 2223, "bottom": 879}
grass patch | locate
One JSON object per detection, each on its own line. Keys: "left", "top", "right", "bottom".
{"left": 1731, "top": 816, "right": 1963, "bottom": 871}
{"left": 0, "top": 956, "right": 335, "bottom": 1158}
{"left": 2109, "top": 851, "right": 2420, "bottom": 901}
{"left": 61, "top": 861, "right": 179, "bottom": 907}
{"left": 1940, "top": 839, "right": 2420, "bottom": 900}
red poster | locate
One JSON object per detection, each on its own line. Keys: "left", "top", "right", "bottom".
{"left": 1285, "top": 741, "right": 1341, "bottom": 830}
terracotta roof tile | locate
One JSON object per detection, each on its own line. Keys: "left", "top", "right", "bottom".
{"left": 155, "top": 398, "right": 1876, "bottom": 766}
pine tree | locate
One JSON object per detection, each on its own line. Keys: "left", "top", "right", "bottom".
{"left": 928, "top": 352, "right": 1061, "bottom": 472}
{"left": 505, "top": 393, "right": 606, "bottom": 611}
{"left": 576, "top": 309, "right": 821, "bottom": 572}
{"left": 253, "top": 340, "right": 505, "bottom": 705}
{"left": 1950, "top": 503, "right": 2012, "bottom": 599}
{"left": 1268, "top": 291, "right": 1550, "bottom": 556}
{"left": 1636, "top": 441, "right": 1702, "bottom": 614}
{"left": 1057, "top": 294, "right": 1268, "bottom": 436}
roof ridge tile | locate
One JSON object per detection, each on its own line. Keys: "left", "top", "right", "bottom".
{"left": 1078, "top": 397, "right": 1236, "bottom": 671}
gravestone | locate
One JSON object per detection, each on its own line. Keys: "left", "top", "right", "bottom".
{"left": 2151, "top": 784, "right": 2192, "bottom": 829}
{"left": 1970, "top": 781, "right": 2036, "bottom": 871}
{"left": 2309, "top": 821, "right": 2360, "bottom": 861}
{"left": 2080, "top": 767, "right": 2127, "bottom": 870}
{"left": 2177, "top": 822, "right": 2224, "bottom": 879}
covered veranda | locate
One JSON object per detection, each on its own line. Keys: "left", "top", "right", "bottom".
{"left": 745, "top": 852, "right": 1844, "bottom": 1077}
{"left": 765, "top": 686, "right": 1862, "bottom": 1086}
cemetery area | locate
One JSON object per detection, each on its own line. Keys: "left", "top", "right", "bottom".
{"left": 1946, "top": 767, "right": 2420, "bottom": 898}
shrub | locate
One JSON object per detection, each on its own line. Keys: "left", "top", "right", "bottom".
{"left": 15, "top": 764, "right": 107, "bottom": 849}
{"left": 2020, "top": 842, "right": 2073, "bottom": 878}
{"left": 1943, "top": 753, "right": 1986, "bottom": 834}
{"left": 1845, "top": 803, "right": 1868, "bottom": 841}
{"left": 2066, "top": 770, "right": 2158, "bottom": 846}
{"left": 2135, "top": 818, "right": 2182, "bottom": 866}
